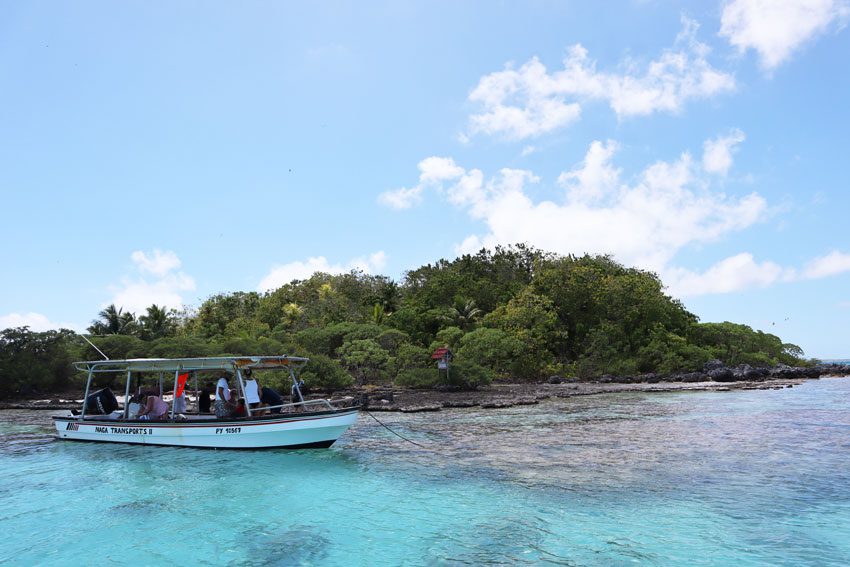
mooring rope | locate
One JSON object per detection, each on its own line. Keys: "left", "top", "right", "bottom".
{"left": 364, "top": 409, "right": 428, "bottom": 449}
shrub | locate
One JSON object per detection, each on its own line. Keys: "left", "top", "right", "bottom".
{"left": 376, "top": 329, "right": 410, "bottom": 355}
{"left": 456, "top": 327, "right": 542, "bottom": 380}
{"left": 219, "top": 337, "right": 286, "bottom": 356}
{"left": 338, "top": 339, "right": 390, "bottom": 385}
{"left": 147, "top": 336, "right": 220, "bottom": 358}
{"left": 395, "top": 368, "right": 441, "bottom": 389}
{"left": 90, "top": 335, "right": 148, "bottom": 360}
{"left": 449, "top": 360, "right": 495, "bottom": 389}
{"left": 387, "top": 344, "right": 432, "bottom": 380}
{"left": 342, "top": 323, "right": 385, "bottom": 342}
{"left": 395, "top": 360, "right": 493, "bottom": 390}
{"left": 293, "top": 322, "right": 385, "bottom": 357}
{"left": 435, "top": 326, "right": 464, "bottom": 348}
{"left": 300, "top": 353, "right": 353, "bottom": 391}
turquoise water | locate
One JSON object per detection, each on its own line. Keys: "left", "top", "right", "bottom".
{"left": 2, "top": 379, "right": 850, "bottom": 566}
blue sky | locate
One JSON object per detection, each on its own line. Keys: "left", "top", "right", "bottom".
{"left": 1, "top": 1, "right": 849, "bottom": 358}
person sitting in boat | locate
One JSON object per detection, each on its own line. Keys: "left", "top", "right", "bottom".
{"left": 214, "top": 374, "right": 236, "bottom": 418}
{"left": 127, "top": 393, "right": 143, "bottom": 419}
{"left": 137, "top": 393, "right": 169, "bottom": 421}
{"left": 261, "top": 386, "right": 284, "bottom": 414}
{"left": 198, "top": 382, "right": 214, "bottom": 414}
{"left": 233, "top": 397, "right": 248, "bottom": 418}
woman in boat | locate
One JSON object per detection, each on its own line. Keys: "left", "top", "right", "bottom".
{"left": 137, "top": 393, "right": 169, "bottom": 421}
{"left": 243, "top": 368, "right": 264, "bottom": 415}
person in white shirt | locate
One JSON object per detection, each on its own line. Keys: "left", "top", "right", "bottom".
{"left": 214, "top": 374, "right": 235, "bottom": 418}
{"left": 242, "top": 368, "right": 265, "bottom": 416}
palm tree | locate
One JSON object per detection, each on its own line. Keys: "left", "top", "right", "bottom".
{"left": 444, "top": 299, "right": 483, "bottom": 331}
{"left": 281, "top": 302, "right": 304, "bottom": 329}
{"left": 87, "top": 304, "right": 137, "bottom": 335}
{"left": 378, "top": 280, "right": 400, "bottom": 313}
{"left": 139, "top": 304, "right": 175, "bottom": 339}
{"left": 372, "top": 303, "right": 386, "bottom": 325}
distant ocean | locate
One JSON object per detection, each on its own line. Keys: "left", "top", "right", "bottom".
{"left": 822, "top": 359, "right": 850, "bottom": 364}
{"left": 2, "top": 377, "right": 850, "bottom": 565}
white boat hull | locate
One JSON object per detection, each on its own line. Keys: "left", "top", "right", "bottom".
{"left": 53, "top": 408, "right": 359, "bottom": 449}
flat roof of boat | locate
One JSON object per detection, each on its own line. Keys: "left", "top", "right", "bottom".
{"left": 73, "top": 355, "right": 309, "bottom": 373}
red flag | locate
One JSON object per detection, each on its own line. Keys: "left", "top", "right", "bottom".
{"left": 176, "top": 372, "right": 189, "bottom": 397}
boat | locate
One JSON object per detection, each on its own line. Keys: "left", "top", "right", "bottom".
{"left": 53, "top": 355, "right": 359, "bottom": 449}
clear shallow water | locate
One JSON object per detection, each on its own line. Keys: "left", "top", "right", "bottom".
{"left": 2, "top": 379, "right": 850, "bottom": 566}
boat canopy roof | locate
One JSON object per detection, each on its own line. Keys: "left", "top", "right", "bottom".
{"left": 73, "top": 355, "right": 309, "bottom": 374}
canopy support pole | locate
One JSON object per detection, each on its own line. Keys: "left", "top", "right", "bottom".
{"left": 291, "top": 368, "right": 304, "bottom": 404}
{"left": 236, "top": 367, "right": 251, "bottom": 417}
{"left": 170, "top": 368, "right": 180, "bottom": 420}
{"left": 80, "top": 366, "right": 94, "bottom": 419}
{"left": 123, "top": 369, "right": 132, "bottom": 419}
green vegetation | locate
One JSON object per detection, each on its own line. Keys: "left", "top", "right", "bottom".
{"left": 0, "top": 245, "right": 809, "bottom": 398}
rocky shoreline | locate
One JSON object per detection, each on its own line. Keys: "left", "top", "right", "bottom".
{"left": 3, "top": 361, "right": 848, "bottom": 414}
{"left": 338, "top": 360, "right": 850, "bottom": 413}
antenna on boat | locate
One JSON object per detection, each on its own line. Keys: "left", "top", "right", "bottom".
{"left": 78, "top": 333, "right": 109, "bottom": 360}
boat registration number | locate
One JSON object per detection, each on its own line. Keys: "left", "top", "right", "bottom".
{"left": 215, "top": 427, "right": 242, "bottom": 434}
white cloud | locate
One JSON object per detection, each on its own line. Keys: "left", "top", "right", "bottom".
{"left": 258, "top": 251, "right": 388, "bottom": 292}
{"left": 802, "top": 250, "right": 850, "bottom": 278}
{"left": 351, "top": 251, "right": 388, "bottom": 274}
{"left": 720, "top": 0, "right": 850, "bottom": 69}
{"left": 664, "top": 253, "right": 792, "bottom": 296}
{"left": 386, "top": 135, "right": 850, "bottom": 298}
{"left": 664, "top": 248, "right": 850, "bottom": 297}
{"left": 130, "top": 249, "right": 181, "bottom": 277}
{"left": 378, "top": 185, "right": 423, "bottom": 210}
{"left": 379, "top": 157, "right": 466, "bottom": 209}
{"left": 0, "top": 312, "right": 79, "bottom": 332}
{"left": 558, "top": 140, "right": 622, "bottom": 204}
{"left": 702, "top": 128, "right": 746, "bottom": 175}
{"left": 418, "top": 156, "right": 465, "bottom": 182}
{"left": 108, "top": 250, "right": 196, "bottom": 313}
{"left": 388, "top": 134, "right": 766, "bottom": 274}
{"left": 466, "top": 17, "right": 735, "bottom": 140}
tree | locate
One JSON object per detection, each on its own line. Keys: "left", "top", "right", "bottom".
{"left": 435, "top": 326, "right": 464, "bottom": 349}
{"left": 484, "top": 288, "right": 559, "bottom": 366}
{"left": 338, "top": 339, "right": 390, "bottom": 385}
{"left": 402, "top": 244, "right": 545, "bottom": 313}
{"left": 456, "top": 327, "right": 529, "bottom": 378}
{"left": 0, "top": 327, "right": 77, "bottom": 398}
{"left": 88, "top": 304, "right": 137, "bottom": 335}
{"left": 139, "top": 304, "right": 176, "bottom": 340}
{"left": 443, "top": 299, "right": 483, "bottom": 331}
{"left": 193, "top": 292, "right": 261, "bottom": 338}
{"left": 371, "top": 303, "right": 387, "bottom": 325}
